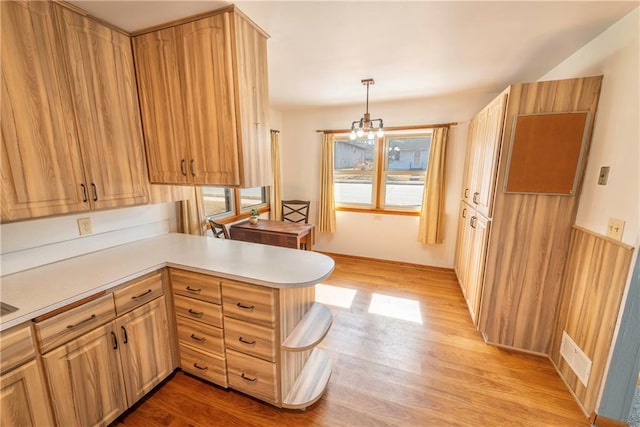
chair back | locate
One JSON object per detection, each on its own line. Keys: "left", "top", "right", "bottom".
{"left": 208, "top": 219, "right": 230, "bottom": 239}
{"left": 281, "top": 200, "right": 310, "bottom": 224}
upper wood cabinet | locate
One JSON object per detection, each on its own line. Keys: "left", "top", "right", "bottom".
{"left": 0, "top": 1, "right": 149, "bottom": 223}
{"left": 1, "top": 1, "right": 89, "bottom": 221}
{"left": 55, "top": 6, "right": 149, "bottom": 210}
{"left": 133, "top": 7, "right": 272, "bottom": 187}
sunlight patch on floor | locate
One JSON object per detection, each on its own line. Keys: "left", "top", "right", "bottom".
{"left": 368, "top": 293, "right": 423, "bottom": 323}
{"left": 315, "top": 283, "right": 357, "bottom": 309}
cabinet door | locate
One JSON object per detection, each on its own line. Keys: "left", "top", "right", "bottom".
{"left": 43, "top": 321, "right": 126, "bottom": 427}
{"left": 56, "top": 7, "right": 149, "bottom": 210}
{"left": 1, "top": 360, "right": 54, "bottom": 427}
{"left": 454, "top": 203, "right": 472, "bottom": 295}
{"left": 1, "top": 1, "right": 88, "bottom": 222}
{"left": 133, "top": 27, "right": 190, "bottom": 184}
{"left": 233, "top": 14, "right": 272, "bottom": 188}
{"left": 466, "top": 214, "right": 490, "bottom": 326}
{"left": 474, "top": 94, "right": 507, "bottom": 218}
{"left": 116, "top": 296, "right": 173, "bottom": 406}
{"left": 178, "top": 13, "right": 240, "bottom": 186}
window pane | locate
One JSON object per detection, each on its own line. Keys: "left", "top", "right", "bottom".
{"left": 334, "top": 174, "right": 374, "bottom": 205}
{"left": 386, "top": 135, "right": 431, "bottom": 172}
{"left": 334, "top": 139, "right": 375, "bottom": 171}
{"left": 384, "top": 174, "right": 425, "bottom": 207}
{"left": 239, "top": 187, "right": 268, "bottom": 211}
{"left": 202, "top": 187, "right": 233, "bottom": 217}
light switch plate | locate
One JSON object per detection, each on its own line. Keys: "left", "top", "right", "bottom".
{"left": 77, "top": 217, "right": 93, "bottom": 236}
{"left": 607, "top": 218, "right": 625, "bottom": 241}
{"left": 598, "top": 166, "right": 610, "bottom": 185}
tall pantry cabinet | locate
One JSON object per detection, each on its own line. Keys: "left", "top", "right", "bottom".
{"left": 133, "top": 6, "right": 271, "bottom": 188}
{"left": 0, "top": 1, "right": 148, "bottom": 223}
{"left": 454, "top": 76, "right": 603, "bottom": 355}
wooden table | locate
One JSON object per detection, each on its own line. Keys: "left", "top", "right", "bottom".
{"left": 229, "top": 219, "right": 315, "bottom": 251}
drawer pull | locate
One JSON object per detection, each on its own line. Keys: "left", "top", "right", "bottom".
{"left": 190, "top": 334, "right": 206, "bottom": 343}
{"left": 241, "top": 373, "right": 257, "bottom": 383}
{"left": 472, "top": 192, "right": 480, "bottom": 204}
{"left": 236, "top": 302, "right": 255, "bottom": 311}
{"left": 193, "top": 363, "right": 208, "bottom": 372}
{"left": 238, "top": 337, "right": 256, "bottom": 345}
{"left": 185, "top": 286, "right": 202, "bottom": 294}
{"left": 66, "top": 314, "right": 97, "bottom": 330}
{"left": 188, "top": 309, "right": 204, "bottom": 318}
{"left": 131, "top": 289, "right": 153, "bottom": 299}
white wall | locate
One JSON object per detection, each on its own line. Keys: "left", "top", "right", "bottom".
{"left": 279, "top": 94, "right": 495, "bottom": 267}
{"left": 540, "top": 8, "right": 639, "bottom": 249}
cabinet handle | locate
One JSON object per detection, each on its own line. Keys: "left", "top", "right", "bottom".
{"left": 131, "top": 289, "right": 152, "bottom": 299}
{"left": 180, "top": 159, "right": 187, "bottom": 176}
{"left": 464, "top": 188, "right": 469, "bottom": 198}
{"left": 185, "top": 286, "right": 202, "bottom": 294}
{"left": 66, "top": 314, "right": 97, "bottom": 330}
{"left": 236, "top": 302, "right": 255, "bottom": 311}
{"left": 462, "top": 208, "right": 467, "bottom": 219}
{"left": 241, "top": 373, "right": 257, "bottom": 383}
{"left": 80, "top": 183, "right": 88, "bottom": 203}
{"left": 111, "top": 331, "right": 118, "bottom": 350}
{"left": 121, "top": 326, "right": 128, "bottom": 344}
{"left": 188, "top": 309, "right": 204, "bottom": 318}
{"left": 91, "top": 183, "right": 98, "bottom": 202}
{"left": 193, "top": 363, "right": 208, "bottom": 371}
{"left": 472, "top": 192, "right": 479, "bottom": 204}
{"left": 470, "top": 216, "right": 477, "bottom": 229}
{"left": 189, "top": 159, "right": 195, "bottom": 177}
{"left": 190, "top": 334, "right": 206, "bottom": 343}
{"left": 238, "top": 337, "right": 256, "bottom": 345}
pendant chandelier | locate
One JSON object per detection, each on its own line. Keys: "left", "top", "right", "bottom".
{"left": 349, "top": 78, "right": 384, "bottom": 140}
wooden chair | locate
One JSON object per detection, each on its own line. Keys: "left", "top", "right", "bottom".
{"left": 281, "top": 200, "right": 310, "bottom": 224}
{"left": 208, "top": 219, "right": 230, "bottom": 239}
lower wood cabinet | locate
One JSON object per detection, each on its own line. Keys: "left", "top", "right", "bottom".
{"left": 38, "top": 275, "right": 173, "bottom": 427}
{"left": 1, "top": 360, "right": 55, "bottom": 427}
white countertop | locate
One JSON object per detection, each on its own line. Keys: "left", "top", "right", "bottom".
{"left": 0, "top": 233, "right": 335, "bottom": 331}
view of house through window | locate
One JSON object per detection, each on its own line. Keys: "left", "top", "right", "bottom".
{"left": 334, "top": 131, "right": 432, "bottom": 211}
{"left": 202, "top": 186, "right": 269, "bottom": 219}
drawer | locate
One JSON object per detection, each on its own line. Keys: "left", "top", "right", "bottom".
{"left": 113, "top": 271, "right": 164, "bottom": 315}
{"left": 226, "top": 348, "right": 278, "bottom": 404}
{"left": 35, "top": 293, "right": 116, "bottom": 354}
{"left": 173, "top": 294, "right": 223, "bottom": 328}
{"left": 222, "top": 282, "right": 276, "bottom": 327}
{"left": 171, "top": 269, "right": 221, "bottom": 304}
{"left": 180, "top": 345, "right": 227, "bottom": 387}
{"left": 224, "top": 317, "right": 276, "bottom": 362}
{"left": 0, "top": 323, "right": 35, "bottom": 374}
{"left": 260, "top": 233, "right": 297, "bottom": 249}
{"left": 176, "top": 316, "right": 224, "bottom": 357}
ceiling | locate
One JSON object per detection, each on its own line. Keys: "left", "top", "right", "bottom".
{"left": 69, "top": 1, "right": 639, "bottom": 110}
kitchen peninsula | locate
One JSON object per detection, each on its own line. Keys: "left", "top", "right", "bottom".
{"left": 0, "top": 234, "right": 335, "bottom": 425}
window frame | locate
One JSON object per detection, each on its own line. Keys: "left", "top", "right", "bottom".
{"left": 334, "top": 129, "right": 433, "bottom": 215}
{"left": 203, "top": 186, "right": 270, "bottom": 224}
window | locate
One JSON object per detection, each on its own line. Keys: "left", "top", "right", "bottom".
{"left": 202, "top": 186, "right": 269, "bottom": 220}
{"left": 334, "top": 131, "right": 432, "bottom": 213}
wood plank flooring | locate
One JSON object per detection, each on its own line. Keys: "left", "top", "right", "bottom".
{"left": 114, "top": 254, "right": 589, "bottom": 426}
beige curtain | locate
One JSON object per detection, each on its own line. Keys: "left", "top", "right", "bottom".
{"left": 418, "top": 127, "right": 449, "bottom": 244}
{"left": 318, "top": 133, "right": 336, "bottom": 233}
{"left": 269, "top": 130, "right": 282, "bottom": 221}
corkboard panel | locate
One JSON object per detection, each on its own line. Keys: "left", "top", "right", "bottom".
{"left": 504, "top": 112, "right": 589, "bottom": 195}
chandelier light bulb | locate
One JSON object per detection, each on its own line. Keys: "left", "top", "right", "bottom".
{"left": 350, "top": 130, "right": 356, "bottom": 140}
{"left": 356, "top": 128, "right": 365, "bottom": 137}
{"left": 377, "top": 127, "right": 384, "bottom": 137}
{"left": 367, "top": 129, "right": 375, "bottom": 139}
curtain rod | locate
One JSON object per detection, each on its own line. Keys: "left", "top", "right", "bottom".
{"left": 315, "top": 122, "right": 457, "bottom": 134}
{"left": 270, "top": 129, "right": 280, "bottom": 133}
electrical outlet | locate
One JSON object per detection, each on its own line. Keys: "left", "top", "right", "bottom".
{"left": 77, "top": 217, "right": 92, "bottom": 236}
{"left": 607, "top": 218, "right": 625, "bottom": 241}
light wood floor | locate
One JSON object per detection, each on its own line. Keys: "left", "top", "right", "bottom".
{"left": 115, "top": 254, "right": 589, "bottom": 426}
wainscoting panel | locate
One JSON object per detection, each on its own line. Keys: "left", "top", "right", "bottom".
{"left": 551, "top": 226, "right": 634, "bottom": 415}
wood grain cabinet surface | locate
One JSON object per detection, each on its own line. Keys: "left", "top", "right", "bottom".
{"left": 0, "top": 323, "right": 55, "bottom": 427}
{"left": 454, "top": 76, "right": 603, "bottom": 354}
{"left": 133, "top": 6, "right": 271, "bottom": 187}
{"left": 0, "top": 1, "right": 148, "bottom": 223}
